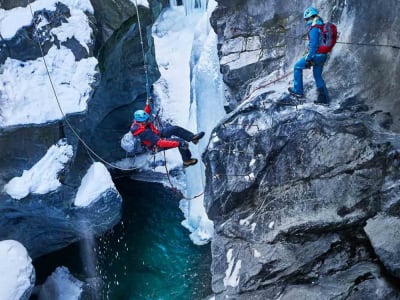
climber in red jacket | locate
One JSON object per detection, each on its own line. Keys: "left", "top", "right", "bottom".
{"left": 130, "top": 100, "right": 204, "bottom": 168}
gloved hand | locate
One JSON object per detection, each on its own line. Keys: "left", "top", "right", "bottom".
{"left": 305, "top": 60, "right": 314, "bottom": 69}
{"left": 179, "top": 141, "right": 189, "bottom": 150}
{"left": 146, "top": 96, "right": 153, "bottom": 105}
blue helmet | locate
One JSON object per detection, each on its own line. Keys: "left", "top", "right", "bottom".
{"left": 303, "top": 7, "right": 318, "bottom": 19}
{"left": 134, "top": 110, "right": 150, "bottom": 122}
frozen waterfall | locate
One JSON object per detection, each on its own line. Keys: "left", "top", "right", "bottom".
{"left": 153, "top": 0, "right": 225, "bottom": 245}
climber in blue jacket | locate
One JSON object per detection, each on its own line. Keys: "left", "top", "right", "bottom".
{"left": 288, "top": 7, "right": 330, "bottom": 106}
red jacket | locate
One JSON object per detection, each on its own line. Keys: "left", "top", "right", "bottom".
{"left": 131, "top": 104, "right": 179, "bottom": 149}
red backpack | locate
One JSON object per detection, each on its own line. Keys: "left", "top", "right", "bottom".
{"left": 313, "top": 23, "right": 338, "bottom": 53}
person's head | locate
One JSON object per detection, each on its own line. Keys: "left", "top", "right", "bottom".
{"left": 303, "top": 7, "right": 318, "bottom": 25}
{"left": 134, "top": 109, "right": 150, "bottom": 123}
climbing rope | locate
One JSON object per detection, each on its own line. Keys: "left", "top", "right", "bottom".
{"left": 162, "top": 151, "right": 204, "bottom": 200}
{"left": 27, "top": 3, "right": 142, "bottom": 172}
{"left": 134, "top": 0, "right": 152, "bottom": 100}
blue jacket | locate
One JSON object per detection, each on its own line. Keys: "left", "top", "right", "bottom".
{"left": 306, "top": 17, "right": 324, "bottom": 61}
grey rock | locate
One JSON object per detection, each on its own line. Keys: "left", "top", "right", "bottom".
{"left": 364, "top": 215, "right": 400, "bottom": 279}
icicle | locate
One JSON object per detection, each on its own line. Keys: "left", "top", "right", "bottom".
{"left": 169, "top": 0, "right": 177, "bottom": 6}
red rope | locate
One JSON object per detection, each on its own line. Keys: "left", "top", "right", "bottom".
{"left": 246, "top": 71, "right": 293, "bottom": 96}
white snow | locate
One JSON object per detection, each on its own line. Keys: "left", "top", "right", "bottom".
{"left": 268, "top": 221, "right": 275, "bottom": 229}
{"left": 0, "top": 0, "right": 93, "bottom": 41}
{"left": 223, "top": 249, "right": 241, "bottom": 288}
{"left": 0, "top": 46, "right": 97, "bottom": 126}
{"left": 38, "top": 266, "right": 83, "bottom": 300}
{"left": 239, "top": 213, "right": 255, "bottom": 226}
{"left": 0, "top": 0, "right": 97, "bottom": 127}
{"left": 129, "top": 0, "right": 149, "bottom": 8}
{"left": 0, "top": 240, "right": 34, "bottom": 300}
{"left": 0, "top": 0, "right": 92, "bottom": 36}
{"left": 74, "top": 162, "right": 116, "bottom": 207}
{"left": 4, "top": 139, "right": 73, "bottom": 200}
{"left": 253, "top": 249, "right": 261, "bottom": 258}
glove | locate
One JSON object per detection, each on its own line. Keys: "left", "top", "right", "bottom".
{"left": 146, "top": 96, "right": 153, "bottom": 105}
{"left": 179, "top": 141, "right": 189, "bottom": 150}
{"left": 305, "top": 60, "right": 314, "bottom": 69}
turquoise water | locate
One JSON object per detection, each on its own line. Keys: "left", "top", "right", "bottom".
{"left": 33, "top": 178, "right": 212, "bottom": 299}
{"left": 97, "top": 178, "right": 212, "bottom": 299}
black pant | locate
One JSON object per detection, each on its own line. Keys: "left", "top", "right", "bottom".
{"left": 159, "top": 125, "right": 194, "bottom": 161}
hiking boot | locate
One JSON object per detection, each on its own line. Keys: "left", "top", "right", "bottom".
{"left": 288, "top": 87, "right": 304, "bottom": 98}
{"left": 277, "top": 94, "right": 303, "bottom": 107}
{"left": 314, "top": 88, "right": 330, "bottom": 106}
{"left": 191, "top": 132, "right": 205, "bottom": 144}
{"left": 183, "top": 158, "right": 198, "bottom": 168}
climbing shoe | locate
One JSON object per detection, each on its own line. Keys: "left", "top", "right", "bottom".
{"left": 277, "top": 94, "right": 304, "bottom": 107}
{"left": 183, "top": 158, "right": 198, "bottom": 168}
{"left": 314, "top": 88, "right": 330, "bottom": 106}
{"left": 191, "top": 131, "right": 205, "bottom": 144}
{"left": 314, "top": 99, "right": 330, "bottom": 106}
{"left": 288, "top": 87, "right": 304, "bottom": 98}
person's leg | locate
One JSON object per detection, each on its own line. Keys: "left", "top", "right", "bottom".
{"left": 292, "top": 57, "right": 307, "bottom": 95}
{"left": 160, "top": 125, "right": 194, "bottom": 141}
{"left": 159, "top": 137, "right": 193, "bottom": 162}
{"left": 313, "top": 55, "right": 330, "bottom": 104}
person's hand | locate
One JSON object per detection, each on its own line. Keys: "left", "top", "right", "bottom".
{"left": 305, "top": 60, "right": 314, "bottom": 69}
{"left": 146, "top": 96, "right": 153, "bottom": 105}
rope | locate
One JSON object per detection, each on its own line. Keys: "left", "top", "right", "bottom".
{"left": 134, "top": 0, "right": 152, "bottom": 100}
{"left": 283, "top": 33, "right": 400, "bottom": 49}
{"left": 27, "top": 3, "right": 139, "bottom": 171}
{"left": 162, "top": 151, "right": 204, "bottom": 201}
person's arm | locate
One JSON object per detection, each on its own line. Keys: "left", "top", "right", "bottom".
{"left": 306, "top": 27, "right": 320, "bottom": 61}
{"left": 144, "top": 104, "right": 152, "bottom": 114}
{"left": 156, "top": 139, "right": 180, "bottom": 148}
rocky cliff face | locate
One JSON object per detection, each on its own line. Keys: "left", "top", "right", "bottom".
{"left": 205, "top": 0, "right": 400, "bottom": 298}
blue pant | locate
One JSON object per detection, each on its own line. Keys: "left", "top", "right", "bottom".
{"left": 159, "top": 125, "right": 194, "bottom": 161}
{"left": 293, "top": 54, "right": 327, "bottom": 95}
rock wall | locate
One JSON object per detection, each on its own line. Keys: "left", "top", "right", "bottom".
{"left": 210, "top": 0, "right": 400, "bottom": 131}
{"left": 205, "top": 0, "right": 400, "bottom": 298}
{"left": 0, "top": 0, "right": 164, "bottom": 258}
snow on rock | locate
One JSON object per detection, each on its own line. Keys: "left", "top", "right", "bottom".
{"left": 74, "top": 162, "right": 116, "bottom": 207}
{"left": 37, "top": 266, "right": 83, "bottom": 300}
{"left": 4, "top": 139, "right": 73, "bottom": 200}
{"left": 0, "top": 46, "right": 97, "bottom": 127}
{"left": 0, "top": 240, "right": 35, "bottom": 300}
{"left": 129, "top": 0, "right": 149, "bottom": 7}
{"left": 223, "top": 248, "right": 241, "bottom": 288}
{"left": 0, "top": 0, "right": 97, "bottom": 127}
{"left": 0, "top": 0, "right": 93, "bottom": 40}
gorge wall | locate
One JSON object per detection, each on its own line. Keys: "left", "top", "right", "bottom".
{"left": 204, "top": 0, "right": 400, "bottom": 299}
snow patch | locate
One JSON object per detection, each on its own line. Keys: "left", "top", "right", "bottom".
{"left": 223, "top": 249, "right": 241, "bottom": 288}
{"left": 129, "top": 0, "right": 149, "bottom": 7}
{"left": 0, "top": 46, "right": 97, "bottom": 127}
{"left": 268, "top": 221, "right": 275, "bottom": 229}
{"left": 239, "top": 213, "right": 255, "bottom": 226}
{"left": 253, "top": 249, "right": 261, "bottom": 258}
{"left": 74, "top": 162, "right": 116, "bottom": 207}
{"left": 4, "top": 139, "right": 73, "bottom": 200}
{"left": 0, "top": 240, "right": 34, "bottom": 300}
{"left": 0, "top": 0, "right": 93, "bottom": 40}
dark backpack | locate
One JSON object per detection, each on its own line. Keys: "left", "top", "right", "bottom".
{"left": 313, "top": 23, "right": 338, "bottom": 53}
